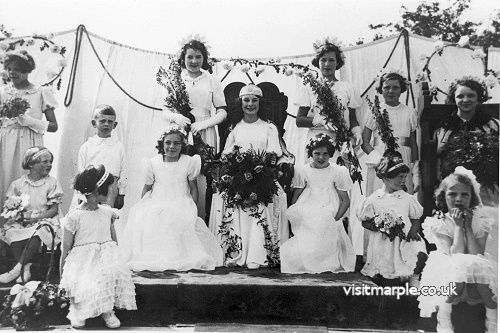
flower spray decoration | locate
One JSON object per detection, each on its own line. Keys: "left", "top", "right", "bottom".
{"left": 0, "top": 25, "right": 67, "bottom": 89}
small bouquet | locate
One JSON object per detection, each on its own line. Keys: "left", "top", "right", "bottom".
{"left": 156, "top": 60, "right": 194, "bottom": 124}
{"left": 362, "top": 210, "right": 406, "bottom": 242}
{"left": 0, "top": 281, "right": 70, "bottom": 331}
{"left": 216, "top": 146, "right": 279, "bottom": 209}
{"left": 0, "top": 97, "right": 30, "bottom": 119}
{"left": 1, "top": 194, "right": 30, "bottom": 222}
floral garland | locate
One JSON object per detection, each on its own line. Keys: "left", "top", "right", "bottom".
{"left": 0, "top": 26, "right": 67, "bottom": 89}
{"left": 249, "top": 207, "right": 280, "bottom": 268}
{"left": 156, "top": 60, "right": 194, "bottom": 123}
{"left": 365, "top": 95, "right": 399, "bottom": 154}
{"left": 217, "top": 207, "right": 242, "bottom": 263}
{"left": 416, "top": 36, "right": 499, "bottom": 100}
{"left": 361, "top": 211, "right": 406, "bottom": 242}
{"left": 302, "top": 71, "right": 363, "bottom": 186}
{"left": 440, "top": 129, "right": 499, "bottom": 189}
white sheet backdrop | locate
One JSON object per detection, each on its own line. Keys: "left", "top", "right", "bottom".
{"left": 5, "top": 28, "right": 490, "bottom": 254}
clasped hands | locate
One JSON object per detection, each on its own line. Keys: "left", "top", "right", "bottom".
{"left": 450, "top": 207, "right": 473, "bottom": 229}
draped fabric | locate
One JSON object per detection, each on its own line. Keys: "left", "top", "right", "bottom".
{"left": 3, "top": 28, "right": 489, "bottom": 246}
{"left": 487, "top": 47, "right": 500, "bottom": 103}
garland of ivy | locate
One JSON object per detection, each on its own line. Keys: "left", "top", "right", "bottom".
{"left": 248, "top": 206, "right": 280, "bottom": 268}
{"left": 217, "top": 206, "right": 242, "bottom": 263}
{"left": 365, "top": 95, "right": 399, "bottom": 154}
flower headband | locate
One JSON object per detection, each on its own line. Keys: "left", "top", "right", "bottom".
{"left": 375, "top": 68, "right": 410, "bottom": 87}
{"left": 306, "top": 133, "right": 336, "bottom": 151}
{"left": 312, "top": 36, "right": 343, "bottom": 53}
{"left": 179, "top": 34, "right": 211, "bottom": 55}
{"left": 162, "top": 123, "right": 187, "bottom": 137}
{"left": 453, "top": 166, "right": 481, "bottom": 204}
{"left": 5, "top": 50, "right": 31, "bottom": 62}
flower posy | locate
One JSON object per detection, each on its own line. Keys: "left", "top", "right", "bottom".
{"left": 0, "top": 97, "right": 31, "bottom": 119}
{"left": 1, "top": 194, "right": 30, "bottom": 219}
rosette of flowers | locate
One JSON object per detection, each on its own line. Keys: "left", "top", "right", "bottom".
{"left": 215, "top": 146, "right": 280, "bottom": 266}
{"left": 361, "top": 210, "right": 406, "bottom": 242}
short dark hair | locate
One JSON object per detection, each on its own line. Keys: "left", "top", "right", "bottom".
{"left": 73, "top": 164, "right": 115, "bottom": 196}
{"left": 311, "top": 44, "right": 345, "bottom": 70}
{"left": 156, "top": 131, "right": 187, "bottom": 155}
{"left": 375, "top": 154, "right": 410, "bottom": 179}
{"left": 177, "top": 40, "right": 211, "bottom": 71}
{"left": 446, "top": 76, "right": 489, "bottom": 104}
{"left": 228, "top": 97, "right": 269, "bottom": 127}
{"left": 4, "top": 50, "right": 36, "bottom": 73}
{"left": 376, "top": 72, "right": 407, "bottom": 94}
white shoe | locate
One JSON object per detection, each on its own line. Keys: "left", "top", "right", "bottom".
{"left": 247, "top": 262, "right": 260, "bottom": 269}
{"left": 16, "top": 263, "right": 32, "bottom": 283}
{"left": 102, "top": 311, "right": 121, "bottom": 329}
{"left": 70, "top": 318, "right": 86, "bottom": 329}
{"left": 0, "top": 264, "right": 21, "bottom": 284}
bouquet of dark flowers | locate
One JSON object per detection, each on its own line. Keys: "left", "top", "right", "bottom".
{"left": 302, "top": 72, "right": 363, "bottom": 187}
{"left": 0, "top": 97, "right": 30, "bottom": 119}
{"left": 441, "top": 129, "right": 499, "bottom": 189}
{"left": 156, "top": 60, "right": 195, "bottom": 125}
{"left": 362, "top": 210, "right": 406, "bottom": 242}
{"left": 365, "top": 95, "right": 399, "bottom": 153}
{"left": 216, "top": 146, "right": 279, "bottom": 209}
{"left": 0, "top": 281, "right": 70, "bottom": 331}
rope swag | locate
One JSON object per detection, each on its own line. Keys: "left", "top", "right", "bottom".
{"left": 365, "top": 95, "right": 399, "bottom": 154}
{"left": 302, "top": 72, "right": 363, "bottom": 187}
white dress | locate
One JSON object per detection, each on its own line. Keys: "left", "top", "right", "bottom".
{"left": 59, "top": 205, "right": 137, "bottom": 323}
{"left": 358, "top": 187, "right": 427, "bottom": 279}
{"left": 121, "top": 154, "right": 223, "bottom": 271}
{"left": 418, "top": 211, "right": 497, "bottom": 318}
{"left": 280, "top": 163, "right": 356, "bottom": 273}
{"left": 0, "top": 84, "right": 57, "bottom": 210}
{"left": 209, "top": 119, "right": 289, "bottom": 267}
{"left": 182, "top": 70, "right": 226, "bottom": 220}
{"left": 365, "top": 102, "right": 418, "bottom": 195}
{"left": 0, "top": 175, "right": 62, "bottom": 247}
{"left": 297, "top": 80, "right": 362, "bottom": 164}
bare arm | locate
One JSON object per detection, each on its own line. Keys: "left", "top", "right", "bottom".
{"left": 296, "top": 106, "right": 313, "bottom": 128}
{"left": 44, "top": 107, "right": 58, "bottom": 132}
{"left": 361, "top": 127, "right": 374, "bottom": 155}
{"left": 25, "top": 203, "right": 58, "bottom": 224}
{"left": 141, "top": 184, "right": 153, "bottom": 198}
{"left": 450, "top": 226, "right": 466, "bottom": 254}
{"left": 410, "top": 130, "right": 419, "bottom": 162}
{"left": 59, "top": 229, "right": 75, "bottom": 276}
{"left": 110, "top": 220, "right": 118, "bottom": 243}
{"left": 334, "top": 189, "right": 350, "bottom": 221}
{"left": 290, "top": 187, "right": 305, "bottom": 205}
{"left": 189, "top": 179, "right": 199, "bottom": 205}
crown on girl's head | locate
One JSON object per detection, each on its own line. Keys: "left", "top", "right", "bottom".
{"left": 179, "top": 34, "right": 211, "bottom": 52}
{"left": 312, "top": 36, "right": 343, "bottom": 53}
{"left": 6, "top": 50, "right": 31, "bottom": 62}
{"left": 163, "top": 123, "right": 187, "bottom": 137}
{"left": 375, "top": 68, "right": 410, "bottom": 87}
{"left": 305, "top": 133, "right": 335, "bottom": 151}
{"left": 453, "top": 166, "right": 481, "bottom": 201}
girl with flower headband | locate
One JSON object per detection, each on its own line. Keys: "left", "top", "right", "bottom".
{"left": 296, "top": 37, "right": 363, "bottom": 164}
{"left": 0, "top": 146, "right": 62, "bottom": 284}
{"left": 0, "top": 50, "right": 59, "bottom": 211}
{"left": 358, "top": 154, "right": 427, "bottom": 285}
{"left": 121, "top": 124, "right": 223, "bottom": 272}
{"left": 280, "top": 133, "right": 356, "bottom": 274}
{"left": 209, "top": 84, "right": 289, "bottom": 269}
{"left": 362, "top": 69, "right": 420, "bottom": 195}
{"left": 60, "top": 164, "right": 136, "bottom": 329}
{"left": 418, "top": 167, "right": 497, "bottom": 333}
{"left": 162, "top": 35, "right": 227, "bottom": 220}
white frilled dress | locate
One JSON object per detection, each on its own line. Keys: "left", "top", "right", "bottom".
{"left": 209, "top": 119, "right": 289, "bottom": 267}
{"left": 296, "top": 80, "right": 362, "bottom": 164}
{"left": 359, "top": 187, "right": 427, "bottom": 279}
{"left": 0, "top": 175, "right": 62, "bottom": 246}
{"left": 365, "top": 102, "right": 418, "bottom": 195}
{"left": 182, "top": 70, "right": 227, "bottom": 220}
{"left": 59, "top": 205, "right": 137, "bottom": 323}
{"left": 280, "top": 163, "right": 356, "bottom": 274}
{"left": 418, "top": 211, "right": 497, "bottom": 318}
{"left": 121, "top": 154, "right": 223, "bottom": 271}
{"left": 0, "top": 84, "right": 57, "bottom": 210}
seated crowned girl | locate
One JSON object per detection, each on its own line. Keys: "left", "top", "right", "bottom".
{"left": 418, "top": 167, "right": 497, "bottom": 333}
{"left": 358, "top": 154, "right": 427, "bottom": 284}
{"left": 121, "top": 124, "right": 223, "bottom": 271}
{"left": 280, "top": 133, "right": 356, "bottom": 274}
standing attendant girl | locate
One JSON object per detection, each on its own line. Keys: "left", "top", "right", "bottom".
{"left": 60, "top": 165, "right": 136, "bottom": 329}
{"left": 418, "top": 167, "right": 497, "bottom": 333}
{"left": 280, "top": 134, "right": 355, "bottom": 274}
{"left": 121, "top": 125, "right": 223, "bottom": 271}
{"left": 0, "top": 50, "right": 58, "bottom": 210}
{"left": 359, "top": 155, "right": 427, "bottom": 284}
